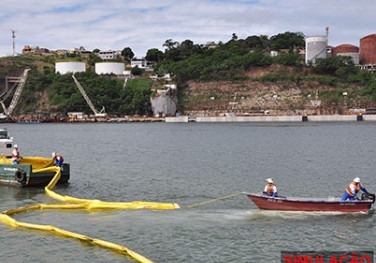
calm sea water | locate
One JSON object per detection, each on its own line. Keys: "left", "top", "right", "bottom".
{"left": 0, "top": 122, "right": 376, "bottom": 263}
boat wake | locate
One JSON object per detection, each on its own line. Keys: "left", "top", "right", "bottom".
{"left": 222, "top": 209, "right": 371, "bottom": 221}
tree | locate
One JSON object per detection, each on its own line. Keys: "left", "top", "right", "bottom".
{"left": 270, "top": 32, "right": 305, "bottom": 51}
{"left": 131, "top": 66, "right": 144, "bottom": 76}
{"left": 163, "top": 39, "right": 179, "bottom": 50}
{"left": 121, "top": 47, "right": 134, "bottom": 61}
{"left": 146, "top": 48, "right": 164, "bottom": 62}
{"left": 313, "top": 56, "right": 356, "bottom": 75}
{"left": 245, "top": 35, "right": 264, "bottom": 49}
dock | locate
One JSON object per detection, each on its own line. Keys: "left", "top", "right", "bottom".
{"left": 165, "top": 114, "right": 376, "bottom": 123}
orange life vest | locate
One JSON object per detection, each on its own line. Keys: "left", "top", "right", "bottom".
{"left": 11, "top": 148, "right": 20, "bottom": 159}
{"left": 346, "top": 182, "right": 361, "bottom": 197}
{"left": 265, "top": 183, "right": 276, "bottom": 196}
{"left": 55, "top": 153, "right": 64, "bottom": 162}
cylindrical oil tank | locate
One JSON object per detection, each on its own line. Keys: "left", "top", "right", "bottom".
{"left": 333, "top": 44, "right": 359, "bottom": 64}
{"left": 95, "top": 62, "right": 125, "bottom": 75}
{"left": 360, "top": 34, "right": 376, "bottom": 64}
{"left": 305, "top": 36, "right": 328, "bottom": 65}
{"left": 55, "top": 62, "right": 86, "bottom": 74}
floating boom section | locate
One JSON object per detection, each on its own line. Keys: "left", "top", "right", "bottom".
{"left": 72, "top": 74, "right": 107, "bottom": 117}
{"left": 1, "top": 68, "right": 30, "bottom": 117}
{"left": 0, "top": 157, "right": 179, "bottom": 263}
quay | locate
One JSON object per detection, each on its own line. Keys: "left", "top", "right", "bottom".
{"left": 3, "top": 114, "right": 376, "bottom": 123}
{"left": 165, "top": 114, "right": 376, "bottom": 123}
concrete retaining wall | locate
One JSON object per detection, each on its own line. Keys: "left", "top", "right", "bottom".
{"left": 165, "top": 116, "right": 189, "bottom": 122}
{"left": 196, "top": 116, "right": 302, "bottom": 122}
{"left": 363, "top": 115, "right": 376, "bottom": 121}
{"left": 168, "top": 114, "right": 376, "bottom": 123}
{"left": 306, "top": 115, "right": 357, "bottom": 122}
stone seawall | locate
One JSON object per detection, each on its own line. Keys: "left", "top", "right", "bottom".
{"left": 165, "top": 114, "right": 376, "bottom": 123}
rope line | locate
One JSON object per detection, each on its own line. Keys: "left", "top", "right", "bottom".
{"left": 186, "top": 191, "right": 245, "bottom": 208}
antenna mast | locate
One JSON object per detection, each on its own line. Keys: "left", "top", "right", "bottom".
{"left": 11, "top": 30, "right": 16, "bottom": 56}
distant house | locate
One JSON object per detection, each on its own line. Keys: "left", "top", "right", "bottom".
{"left": 131, "top": 57, "right": 147, "bottom": 68}
{"left": 22, "top": 45, "right": 50, "bottom": 55}
{"left": 80, "top": 50, "right": 92, "bottom": 59}
{"left": 205, "top": 41, "right": 217, "bottom": 49}
{"left": 56, "top": 49, "right": 67, "bottom": 56}
{"left": 98, "top": 50, "right": 117, "bottom": 60}
{"left": 68, "top": 47, "right": 80, "bottom": 55}
{"left": 22, "top": 45, "right": 32, "bottom": 54}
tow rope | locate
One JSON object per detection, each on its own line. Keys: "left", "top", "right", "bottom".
{"left": 186, "top": 191, "right": 245, "bottom": 208}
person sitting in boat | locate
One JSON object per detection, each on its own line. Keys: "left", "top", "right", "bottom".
{"left": 52, "top": 152, "right": 64, "bottom": 167}
{"left": 341, "top": 177, "right": 369, "bottom": 201}
{"left": 263, "top": 178, "right": 278, "bottom": 197}
{"left": 11, "top": 144, "right": 21, "bottom": 164}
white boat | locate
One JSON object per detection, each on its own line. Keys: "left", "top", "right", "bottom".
{"left": 0, "top": 128, "right": 15, "bottom": 157}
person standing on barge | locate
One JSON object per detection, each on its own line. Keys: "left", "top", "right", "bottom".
{"left": 11, "top": 144, "right": 21, "bottom": 164}
{"left": 52, "top": 152, "right": 64, "bottom": 167}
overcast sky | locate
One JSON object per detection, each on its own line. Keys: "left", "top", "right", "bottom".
{"left": 1, "top": 0, "right": 375, "bottom": 58}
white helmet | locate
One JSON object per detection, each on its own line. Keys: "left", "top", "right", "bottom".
{"left": 52, "top": 152, "right": 56, "bottom": 158}
{"left": 14, "top": 144, "right": 18, "bottom": 148}
{"left": 353, "top": 177, "right": 360, "bottom": 183}
{"left": 266, "top": 178, "right": 274, "bottom": 183}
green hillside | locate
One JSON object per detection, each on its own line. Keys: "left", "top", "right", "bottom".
{"left": 1, "top": 32, "right": 376, "bottom": 118}
{"left": 0, "top": 55, "right": 153, "bottom": 117}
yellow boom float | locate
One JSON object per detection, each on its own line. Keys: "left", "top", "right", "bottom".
{"left": 0, "top": 158, "right": 180, "bottom": 263}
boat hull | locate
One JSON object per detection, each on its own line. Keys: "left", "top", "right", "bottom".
{"left": 246, "top": 193, "right": 373, "bottom": 213}
{"left": 0, "top": 163, "right": 70, "bottom": 187}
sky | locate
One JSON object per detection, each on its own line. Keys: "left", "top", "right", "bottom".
{"left": 0, "top": 0, "right": 375, "bottom": 58}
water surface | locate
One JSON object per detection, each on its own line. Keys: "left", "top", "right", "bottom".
{"left": 0, "top": 122, "right": 375, "bottom": 262}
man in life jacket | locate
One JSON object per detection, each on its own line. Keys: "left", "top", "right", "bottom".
{"left": 11, "top": 144, "right": 21, "bottom": 164}
{"left": 341, "top": 177, "right": 369, "bottom": 201}
{"left": 52, "top": 152, "right": 64, "bottom": 167}
{"left": 263, "top": 178, "right": 278, "bottom": 197}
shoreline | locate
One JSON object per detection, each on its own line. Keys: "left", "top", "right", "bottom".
{"left": 2, "top": 114, "right": 376, "bottom": 123}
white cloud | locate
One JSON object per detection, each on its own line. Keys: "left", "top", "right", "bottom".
{"left": 0, "top": 0, "right": 375, "bottom": 57}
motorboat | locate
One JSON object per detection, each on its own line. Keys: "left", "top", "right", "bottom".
{"left": 246, "top": 192, "right": 375, "bottom": 213}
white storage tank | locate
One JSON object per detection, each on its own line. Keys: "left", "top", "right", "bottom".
{"left": 95, "top": 62, "right": 125, "bottom": 75}
{"left": 305, "top": 36, "right": 328, "bottom": 65}
{"left": 55, "top": 62, "right": 86, "bottom": 74}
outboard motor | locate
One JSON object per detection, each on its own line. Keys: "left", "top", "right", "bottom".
{"left": 361, "top": 193, "right": 376, "bottom": 204}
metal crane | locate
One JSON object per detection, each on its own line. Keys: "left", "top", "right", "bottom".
{"left": 72, "top": 74, "right": 107, "bottom": 117}
{"left": 0, "top": 68, "right": 30, "bottom": 118}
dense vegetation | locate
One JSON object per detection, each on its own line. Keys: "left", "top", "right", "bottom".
{"left": 154, "top": 33, "right": 305, "bottom": 82}
{"left": 0, "top": 56, "right": 152, "bottom": 116}
{"left": 1, "top": 31, "right": 376, "bottom": 117}
{"left": 149, "top": 32, "right": 376, "bottom": 107}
